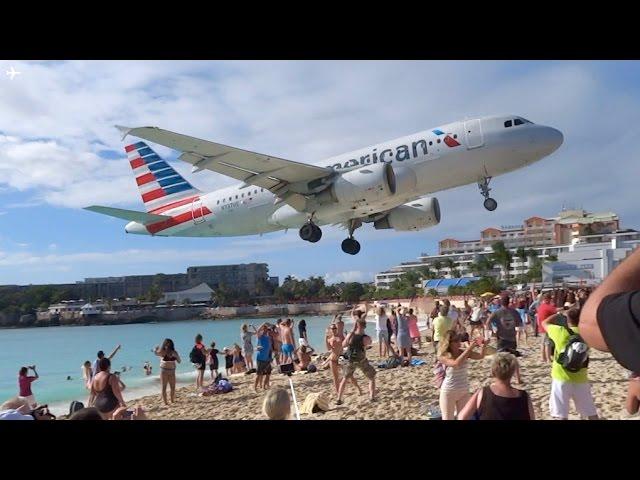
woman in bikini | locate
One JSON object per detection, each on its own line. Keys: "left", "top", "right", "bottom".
{"left": 154, "top": 338, "right": 181, "bottom": 405}
{"left": 323, "top": 324, "right": 362, "bottom": 395}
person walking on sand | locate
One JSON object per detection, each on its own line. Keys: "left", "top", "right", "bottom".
{"left": 437, "top": 331, "right": 487, "bottom": 420}
{"left": 17, "top": 366, "right": 39, "bottom": 409}
{"left": 458, "top": 352, "right": 535, "bottom": 420}
{"left": 241, "top": 324, "right": 257, "bottom": 371}
{"left": 280, "top": 319, "right": 296, "bottom": 365}
{"left": 92, "top": 344, "right": 121, "bottom": 377}
{"left": 190, "top": 334, "right": 207, "bottom": 388}
{"left": 255, "top": 323, "right": 273, "bottom": 392}
{"left": 154, "top": 338, "right": 181, "bottom": 405}
{"left": 336, "top": 318, "right": 376, "bottom": 405}
{"left": 542, "top": 308, "right": 598, "bottom": 420}
{"left": 323, "top": 324, "right": 363, "bottom": 395}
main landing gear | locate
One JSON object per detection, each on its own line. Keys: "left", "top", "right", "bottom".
{"left": 341, "top": 219, "right": 362, "bottom": 255}
{"left": 478, "top": 175, "right": 498, "bottom": 212}
{"left": 299, "top": 221, "right": 322, "bottom": 243}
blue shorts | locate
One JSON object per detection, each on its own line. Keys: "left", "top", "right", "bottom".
{"left": 282, "top": 343, "right": 294, "bottom": 355}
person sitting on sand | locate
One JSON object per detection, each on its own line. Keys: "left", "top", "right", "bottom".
{"left": 458, "top": 352, "right": 535, "bottom": 420}
{"left": 263, "top": 387, "right": 290, "bottom": 420}
{"left": 89, "top": 358, "right": 127, "bottom": 420}
{"left": 232, "top": 344, "right": 246, "bottom": 374}
{"left": 542, "top": 308, "right": 598, "bottom": 420}
{"left": 626, "top": 372, "right": 640, "bottom": 415}
{"left": 255, "top": 323, "right": 273, "bottom": 392}
{"left": 323, "top": 324, "right": 363, "bottom": 395}
{"left": 294, "top": 345, "right": 315, "bottom": 371}
{"left": 82, "top": 361, "right": 93, "bottom": 389}
{"left": 336, "top": 318, "right": 376, "bottom": 405}
{"left": 437, "top": 331, "right": 487, "bottom": 420}
{"left": 154, "top": 338, "right": 181, "bottom": 405}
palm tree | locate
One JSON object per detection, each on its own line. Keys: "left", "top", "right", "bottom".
{"left": 491, "top": 241, "right": 513, "bottom": 282}
{"left": 444, "top": 258, "right": 456, "bottom": 278}
{"left": 433, "top": 261, "right": 442, "bottom": 277}
{"left": 516, "top": 247, "right": 528, "bottom": 274}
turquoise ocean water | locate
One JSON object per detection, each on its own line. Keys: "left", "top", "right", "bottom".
{"left": 0, "top": 315, "right": 338, "bottom": 415}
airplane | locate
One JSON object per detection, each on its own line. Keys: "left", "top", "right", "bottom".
{"left": 84, "top": 115, "right": 563, "bottom": 255}
{"left": 6, "top": 66, "right": 21, "bottom": 80}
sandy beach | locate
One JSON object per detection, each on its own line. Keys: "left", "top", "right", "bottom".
{"left": 134, "top": 330, "right": 636, "bottom": 420}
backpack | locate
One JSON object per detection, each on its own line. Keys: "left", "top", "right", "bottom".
{"left": 215, "top": 379, "right": 233, "bottom": 393}
{"left": 556, "top": 325, "right": 589, "bottom": 373}
{"left": 69, "top": 400, "right": 84, "bottom": 416}
{"left": 190, "top": 346, "right": 205, "bottom": 364}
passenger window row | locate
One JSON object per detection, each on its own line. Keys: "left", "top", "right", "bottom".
{"left": 216, "top": 188, "right": 265, "bottom": 205}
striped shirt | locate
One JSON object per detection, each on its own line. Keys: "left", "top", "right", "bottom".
{"left": 441, "top": 361, "right": 469, "bottom": 391}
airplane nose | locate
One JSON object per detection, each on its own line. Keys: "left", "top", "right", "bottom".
{"left": 542, "top": 126, "right": 563, "bottom": 155}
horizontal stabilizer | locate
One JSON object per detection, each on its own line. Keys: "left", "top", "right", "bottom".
{"left": 84, "top": 206, "right": 170, "bottom": 224}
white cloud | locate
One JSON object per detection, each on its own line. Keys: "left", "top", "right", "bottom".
{"left": 324, "top": 270, "right": 371, "bottom": 284}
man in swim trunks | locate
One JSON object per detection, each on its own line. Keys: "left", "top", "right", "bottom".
{"left": 336, "top": 318, "right": 376, "bottom": 404}
{"left": 280, "top": 319, "right": 295, "bottom": 364}
{"left": 255, "top": 323, "right": 273, "bottom": 392}
{"left": 323, "top": 324, "right": 363, "bottom": 394}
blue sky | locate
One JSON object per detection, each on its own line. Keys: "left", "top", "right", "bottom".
{"left": 1, "top": 60, "right": 640, "bottom": 286}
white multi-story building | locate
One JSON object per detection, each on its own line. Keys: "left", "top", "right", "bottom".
{"left": 375, "top": 208, "right": 624, "bottom": 289}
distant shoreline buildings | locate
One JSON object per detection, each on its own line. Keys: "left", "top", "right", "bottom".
{"left": 375, "top": 208, "right": 640, "bottom": 288}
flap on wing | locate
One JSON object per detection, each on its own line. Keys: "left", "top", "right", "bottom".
{"left": 116, "top": 126, "right": 333, "bottom": 199}
{"left": 84, "top": 206, "right": 170, "bottom": 224}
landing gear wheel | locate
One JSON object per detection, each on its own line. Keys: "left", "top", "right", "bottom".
{"left": 299, "top": 223, "right": 315, "bottom": 241}
{"left": 308, "top": 224, "right": 322, "bottom": 243}
{"left": 483, "top": 197, "right": 498, "bottom": 211}
{"left": 341, "top": 238, "right": 361, "bottom": 255}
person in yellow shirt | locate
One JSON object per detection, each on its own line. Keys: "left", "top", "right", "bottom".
{"left": 432, "top": 305, "right": 453, "bottom": 353}
{"left": 542, "top": 309, "right": 598, "bottom": 420}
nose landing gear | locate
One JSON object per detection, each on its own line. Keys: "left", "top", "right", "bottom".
{"left": 341, "top": 219, "right": 362, "bottom": 255}
{"left": 478, "top": 175, "right": 498, "bottom": 211}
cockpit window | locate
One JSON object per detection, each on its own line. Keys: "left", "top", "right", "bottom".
{"left": 504, "top": 120, "right": 512, "bottom": 128}
{"left": 514, "top": 118, "right": 524, "bottom": 126}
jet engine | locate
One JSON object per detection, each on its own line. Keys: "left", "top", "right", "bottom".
{"left": 373, "top": 197, "right": 441, "bottom": 231}
{"left": 315, "top": 162, "right": 396, "bottom": 206}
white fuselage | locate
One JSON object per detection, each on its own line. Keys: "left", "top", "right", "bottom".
{"left": 125, "top": 114, "right": 563, "bottom": 237}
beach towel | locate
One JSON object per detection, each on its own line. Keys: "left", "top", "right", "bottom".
{"left": 299, "top": 392, "right": 331, "bottom": 415}
{"left": 410, "top": 358, "right": 427, "bottom": 366}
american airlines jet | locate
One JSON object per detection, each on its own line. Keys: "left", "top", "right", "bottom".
{"left": 85, "top": 115, "right": 563, "bottom": 255}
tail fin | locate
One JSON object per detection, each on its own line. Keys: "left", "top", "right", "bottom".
{"left": 125, "top": 141, "right": 201, "bottom": 213}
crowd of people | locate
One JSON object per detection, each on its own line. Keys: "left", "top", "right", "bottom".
{"left": 4, "top": 272, "right": 640, "bottom": 421}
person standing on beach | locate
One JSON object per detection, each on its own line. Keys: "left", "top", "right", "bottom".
{"left": 82, "top": 361, "right": 93, "bottom": 389}
{"left": 429, "top": 301, "right": 441, "bottom": 330}
{"left": 207, "top": 342, "right": 220, "bottom": 380}
{"left": 280, "top": 319, "right": 296, "bottom": 365}
{"left": 223, "top": 348, "right": 234, "bottom": 376}
{"left": 437, "top": 331, "right": 486, "bottom": 420}
{"left": 375, "top": 306, "right": 391, "bottom": 357}
{"left": 537, "top": 293, "right": 559, "bottom": 362}
{"left": 89, "top": 358, "right": 127, "bottom": 420}
{"left": 432, "top": 305, "right": 453, "bottom": 354}
{"left": 255, "top": 323, "right": 273, "bottom": 391}
{"left": 154, "top": 338, "right": 181, "bottom": 405}
{"left": 396, "top": 308, "right": 413, "bottom": 365}
{"left": 486, "top": 295, "right": 522, "bottom": 354}
{"left": 333, "top": 314, "right": 345, "bottom": 340}
{"left": 270, "top": 325, "right": 282, "bottom": 367}
{"left": 18, "top": 366, "right": 39, "bottom": 408}
{"left": 408, "top": 308, "right": 421, "bottom": 349}
{"left": 92, "top": 344, "right": 121, "bottom": 377}
{"left": 336, "top": 318, "right": 376, "bottom": 405}
{"left": 190, "top": 334, "right": 207, "bottom": 388}
{"left": 542, "top": 308, "right": 598, "bottom": 420}
{"left": 298, "top": 319, "right": 309, "bottom": 346}
{"left": 241, "top": 324, "right": 257, "bottom": 371}
{"left": 324, "top": 324, "right": 363, "bottom": 395}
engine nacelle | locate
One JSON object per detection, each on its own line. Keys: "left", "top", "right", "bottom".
{"left": 374, "top": 197, "right": 441, "bottom": 231}
{"left": 316, "top": 162, "right": 396, "bottom": 206}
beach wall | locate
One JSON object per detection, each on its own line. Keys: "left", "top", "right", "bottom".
{"left": 206, "top": 302, "right": 347, "bottom": 319}
{"left": 33, "top": 306, "right": 208, "bottom": 327}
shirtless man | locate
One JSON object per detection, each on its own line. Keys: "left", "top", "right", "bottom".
{"left": 280, "top": 319, "right": 295, "bottom": 364}
{"left": 323, "top": 324, "right": 362, "bottom": 395}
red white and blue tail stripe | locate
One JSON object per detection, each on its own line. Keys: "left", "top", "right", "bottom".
{"left": 125, "top": 141, "right": 201, "bottom": 213}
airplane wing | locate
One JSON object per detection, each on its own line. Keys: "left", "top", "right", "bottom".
{"left": 84, "top": 206, "right": 170, "bottom": 224}
{"left": 116, "top": 125, "right": 335, "bottom": 211}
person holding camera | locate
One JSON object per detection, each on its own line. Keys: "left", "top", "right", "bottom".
{"left": 336, "top": 317, "right": 376, "bottom": 405}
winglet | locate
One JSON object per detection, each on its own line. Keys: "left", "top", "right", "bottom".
{"left": 114, "top": 125, "right": 133, "bottom": 141}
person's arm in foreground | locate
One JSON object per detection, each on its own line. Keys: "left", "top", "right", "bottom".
{"left": 542, "top": 312, "right": 562, "bottom": 330}
{"left": 30, "top": 365, "right": 39, "bottom": 380}
{"left": 458, "top": 388, "right": 482, "bottom": 420}
{"left": 342, "top": 330, "right": 355, "bottom": 348}
{"left": 111, "top": 375, "right": 126, "bottom": 408}
{"left": 581, "top": 246, "right": 640, "bottom": 352}
{"left": 626, "top": 378, "right": 640, "bottom": 415}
